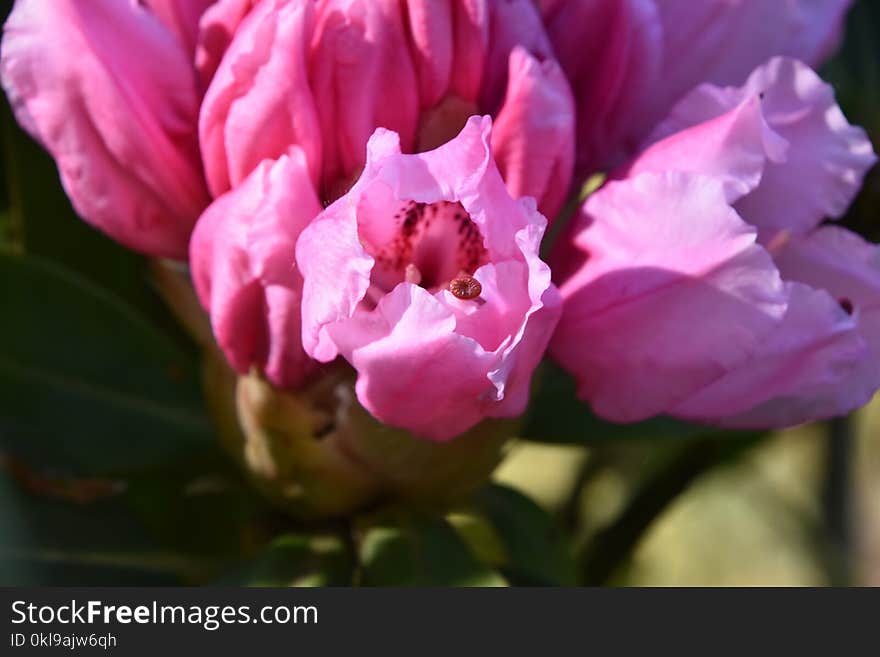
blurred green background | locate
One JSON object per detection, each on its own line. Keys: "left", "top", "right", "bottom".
{"left": 0, "top": 0, "right": 878, "bottom": 586}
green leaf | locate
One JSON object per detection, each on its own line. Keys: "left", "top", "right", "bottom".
{"left": 521, "top": 362, "right": 707, "bottom": 445}
{"left": 470, "top": 484, "right": 577, "bottom": 586}
{"left": 357, "top": 512, "right": 507, "bottom": 586}
{"left": 0, "top": 253, "right": 213, "bottom": 474}
{"left": 0, "top": 466, "right": 192, "bottom": 585}
{"left": 217, "top": 534, "right": 354, "bottom": 587}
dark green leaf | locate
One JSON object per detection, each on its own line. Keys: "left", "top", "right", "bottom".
{"left": 0, "top": 466, "right": 189, "bottom": 585}
{"left": 521, "top": 362, "right": 707, "bottom": 445}
{"left": 358, "top": 512, "right": 507, "bottom": 586}
{"left": 472, "top": 484, "right": 576, "bottom": 586}
{"left": 217, "top": 533, "right": 353, "bottom": 587}
{"left": 0, "top": 253, "right": 213, "bottom": 474}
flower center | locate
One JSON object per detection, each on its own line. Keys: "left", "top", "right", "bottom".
{"left": 368, "top": 200, "right": 488, "bottom": 296}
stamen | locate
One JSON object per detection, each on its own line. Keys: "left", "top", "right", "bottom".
{"left": 449, "top": 274, "right": 482, "bottom": 301}
{"left": 405, "top": 263, "right": 422, "bottom": 285}
{"left": 765, "top": 229, "right": 791, "bottom": 255}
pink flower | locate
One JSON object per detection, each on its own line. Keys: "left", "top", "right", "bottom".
{"left": 190, "top": 0, "right": 573, "bottom": 397}
{"left": 0, "top": 0, "right": 209, "bottom": 258}
{"left": 296, "top": 117, "right": 562, "bottom": 441}
{"left": 189, "top": 148, "right": 321, "bottom": 389}
{"left": 198, "top": 0, "right": 574, "bottom": 220}
{"left": 551, "top": 57, "right": 879, "bottom": 428}
{"left": 540, "top": 0, "right": 853, "bottom": 174}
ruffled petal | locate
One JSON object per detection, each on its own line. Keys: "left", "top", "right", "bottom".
{"left": 551, "top": 171, "right": 788, "bottom": 422}
{"left": 650, "top": 58, "right": 876, "bottom": 238}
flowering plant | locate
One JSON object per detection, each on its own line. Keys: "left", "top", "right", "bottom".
{"left": 0, "top": 0, "right": 878, "bottom": 586}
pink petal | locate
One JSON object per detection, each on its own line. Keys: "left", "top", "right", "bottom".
{"left": 551, "top": 171, "right": 788, "bottom": 422}
{"left": 332, "top": 283, "right": 499, "bottom": 440}
{"left": 402, "top": 0, "right": 454, "bottom": 109}
{"left": 480, "top": 0, "right": 552, "bottom": 112}
{"left": 491, "top": 47, "right": 575, "bottom": 222}
{"left": 620, "top": 95, "right": 788, "bottom": 203}
{"left": 673, "top": 282, "right": 870, "bottom": 427}
{"left": 199, "top": 0, "right": 321, "bottom": 197}
{"left": 637, "top": 0, "right": 854, "bottom": 143}
{"left": 542, "top": 0, "right": 662, "bottom": 173}
{"left": 190, "top": 149, "right": 322, "bottom": 388}
{"left": 309, "top": 0, "right": 420, "bottom": 194}
{"left": 446, "top": 0, "right": 490, "bottom": 104}
{"left": 194, "top": 0, "right": 257, "bottom": 86}
{"left": 650, "top": 57, "right": 876, "bottom": 238}
{"left": 1, "top": 0, "right": 209, "bottom": 258}
{"left": 773, "top": 226, "right": 880, "bottom": 413}
{"left": 141, "top": 0, "right": 215, "bottom": 57}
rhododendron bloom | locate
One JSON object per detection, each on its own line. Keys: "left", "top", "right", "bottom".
{"left": 188, "top": 0, "right": 573, "bottom": 393}
{"left": 551, "top": 57, "right": 879, "bottom": 428}
{"left": 296, "top": 117, "right": 561, "bottom": 440}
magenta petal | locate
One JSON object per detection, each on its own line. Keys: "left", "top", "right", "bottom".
{"left": 1, "top": 0, "right": 209, "bottom": 258}
{"left": 492, "top": 47, "right": 575, "bottom": 222}
{"left": 199, "top": 0, "right": 321, "bottom": 197}
{"left": 551, "top": 172, "right": 788, "bottom": 422}
{"left": 190, "top": 149, "right": 322, "bottom": 388}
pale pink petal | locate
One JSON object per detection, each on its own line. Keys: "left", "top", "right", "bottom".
{"left": 673, "top": 282, "right": 871, "bottom": 427}
{"left": 492, "top": 47, "right": 575, "bottom": 222}
{"left": 650, "top": 58, "right": 876, "bottom": 237}
{"left": 331, "top": 284, "right": 499, "bottom": 440}
{"left": 620, "top": 95, "right": 788, "bottom": 203}
{"left": 551, "top": 172, "right": 788, "bottom": 422}
{"left": 199, "top": 0, "right": 321, "bottom": 197}
{"left": 190, "top": 150, "right": 322, "bottom": 388}
{"left": 1, "top": 0, "right": 209, "bottom": 258}
{"left": 773, "top": 226, "right": 880, "bottom": 413}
